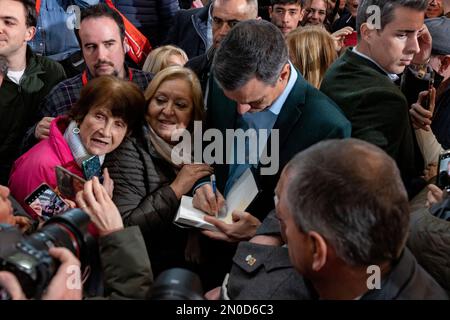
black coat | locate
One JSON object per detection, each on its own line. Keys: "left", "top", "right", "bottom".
{"left": 163, "top": 4, "right": 210, "bottom": 59}
{"left": 114, "top": 0, "right": 180, "bottom": 46}
{"left": 104, "top": 130, "right": 188, "bottom": 276}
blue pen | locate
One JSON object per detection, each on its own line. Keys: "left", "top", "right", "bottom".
{"left": 210, "top": 174, "right": 217, "bottom": 217}
{"left": 210, "top": 174, "right": 217, "bottom": 195}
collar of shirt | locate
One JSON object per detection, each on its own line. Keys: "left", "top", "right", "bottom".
{"left": 267, "top": 61, "right": 298, "bottom": 116}
{"left": 352, "top": 47, "right": 399, "bottom": 82}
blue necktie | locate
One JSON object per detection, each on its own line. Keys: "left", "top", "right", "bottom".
{"left": 224, "top": 110, "right": 277, "bottom": 196}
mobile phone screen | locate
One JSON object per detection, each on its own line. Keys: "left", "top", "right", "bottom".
{"left": 437, "top": 152, "right": 450, "bottom": 189}
{"left": 82, "top": 156, "right": 102, "bottom": 181}
{"left": 25, "top": 184, "right": 69, "bottom": 219}
{"left": 343, "top": 31, "right": 357, "bottom": 47}
{"left": 55, "top": 166, "right": 86, "bottom": 199}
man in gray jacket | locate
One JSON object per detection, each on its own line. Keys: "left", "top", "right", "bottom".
{"left": 273, "top": 139, "right": 448, "bottom": 299}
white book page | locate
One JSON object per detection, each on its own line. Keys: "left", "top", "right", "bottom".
{"left": 220, "top": 168, "right": 259, "bottom": 223}
{"left": 175, "top": 168, "right": 258, "bottom": 230}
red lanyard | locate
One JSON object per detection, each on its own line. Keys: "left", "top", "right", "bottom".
{"left": 81, "top": 69, "right": 134, "bottom": 86}
{"left": 35, "top": 0, "right": 41, "bottom": 16}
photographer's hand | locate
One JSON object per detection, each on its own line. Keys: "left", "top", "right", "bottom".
{"left": 76, "top": 177, "right": 124, "bottom": 237}
{"left": 0, "top": 271, "right": 26, "bottom": 300}
{"left": 426, "top": 184, "right": 444, "bottom": 208}
{"left": 42, "top": 247, "right": 82, "bottom": 300}
{"left": 0, "top": 250, "right": 81, "bottom": 300}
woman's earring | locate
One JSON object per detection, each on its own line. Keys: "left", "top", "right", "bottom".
{"left": 73, "top": 127, "right": 80, "bottom": 134}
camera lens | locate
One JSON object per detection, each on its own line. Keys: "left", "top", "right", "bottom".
{"left": 0, "top": 209, "right": 95, "bottom": 299}
{"left": 149, "top": 268, "right": 204, "bottom": 300}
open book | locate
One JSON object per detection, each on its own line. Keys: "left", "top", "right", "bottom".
{"left": 174, "top": 168, "right": 259, "bottom": 231}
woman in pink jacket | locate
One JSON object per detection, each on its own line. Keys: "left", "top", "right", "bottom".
{"left": 8, "top": 76, "right": 146, "bottom": 219}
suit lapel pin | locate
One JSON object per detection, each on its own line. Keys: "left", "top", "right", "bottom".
{"left": 245, "top": 254, "right": 256, "bottom": 266}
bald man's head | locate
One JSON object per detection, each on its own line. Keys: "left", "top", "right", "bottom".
{"left": 282, "top": 139, "right": 409, "bottom": 266}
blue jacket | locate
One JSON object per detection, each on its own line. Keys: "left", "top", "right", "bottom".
{"left": 30, "top": 0, "right": 99, "bottom": 61}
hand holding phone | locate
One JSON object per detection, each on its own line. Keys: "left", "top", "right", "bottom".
{"left": 343, "top": 31, "right": 358, "bottom": 47}
{"left": 422, "top": 71, "right": 435, "bottom": 111}
{"left": 24, "top": 183, "right": 69, "bottom": 219}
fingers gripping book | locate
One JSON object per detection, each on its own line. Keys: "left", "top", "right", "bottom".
{"left": 174, "top": 168, "right": 259, "bottom": 231}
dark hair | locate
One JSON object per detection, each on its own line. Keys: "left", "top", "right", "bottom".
{"left": 271, "top": 0, "right": 303, "bottom": 6}
{"left": 13, "top": 0, "right": 37, "bottom": 27}
{"left": 0, "top": 56, "right": 8, "bottom": 75}
{"left": 80, "top": 4, "right": 125, "bottom": 41}
{"left": 212, "top": 20, "right": 288, "bottom": 91}
{"left": 284, "top": 138, "right": 410, "bottom": 266}
{"left": 69, "top": 76, "right": 146, "bottom": 134}
{"left": 356, "top": 0, "right": 427, "bottom": 37}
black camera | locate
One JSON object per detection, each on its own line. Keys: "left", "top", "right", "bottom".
{"left": 0, "top": 209, "right": 95, "bottom": 299}
{"left": 148, "top": 268, "right": 204, "bottom": 300}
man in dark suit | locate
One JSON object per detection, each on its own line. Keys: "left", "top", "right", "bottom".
{"left": 193, "top": 20, "right": 351, "bottom": 243}
{"left": 191, "top": 19, "right": 350, "bottom": 289}
{"left": 321, "top": 0, "right": 432, "bottom": 197}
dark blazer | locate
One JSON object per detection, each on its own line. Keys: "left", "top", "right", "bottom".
{"left": 226, "top": 242, "right": 316, "bottom": 300}
{"left": 163, "top": 4, "right": 210, "bottom": 59}
{"left": 114, "top": 0, "right": 180, "bottom": 46}
{"left": 205, "top": 72, "right": 352, "bottom": 222}
{"left": 361, "top": 248, "right": 448, "bottom": 300}
{"left": 194, "top": 72, "right": 351, "bottom": 289}
{"left": 321, "top": 49, "right": 416, "bottom": 184}
{"left": 228, "top": 244, "right": 448, "bottom": 300}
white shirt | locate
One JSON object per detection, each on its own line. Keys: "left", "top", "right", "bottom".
{"left": 7, "top": 69, "right": 25, "bottom": 85}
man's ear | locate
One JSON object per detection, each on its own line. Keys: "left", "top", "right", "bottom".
{"left": 268, "top": 6, "right": 273, "bottom": 18}
{"left": 308, "top": 231, "right": 328, "bottom": 272}
{"left": 279, "top": 63, "right": 291, "bottom": 82}
{"left": 299, "top": 9, "right": 305, "bottom": 22}
{"left": 123, "top": 37, "right": 130, "bottom": 54}
{"left": 25, "top": 26, "right": 36, "bottom": 42}
{"left": 359, "top": 23, "right": 373, "bottom": 43}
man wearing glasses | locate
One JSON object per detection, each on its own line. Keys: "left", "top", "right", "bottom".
{"left": 185, "top": 0, "right": 259, "bottom": 93}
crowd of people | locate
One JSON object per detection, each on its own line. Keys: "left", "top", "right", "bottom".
{"left": 0, "top": 0, "right": 449, "bottom": 300}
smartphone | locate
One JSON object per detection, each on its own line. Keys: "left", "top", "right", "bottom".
{"left": 55, "top": 166, "right": 86, "bottom": 199}
{"left": 422, "top": 71, "right": 434, "bottom": 110}
{"left": 24, "top": 183, "right": 69, "bottom": 219}
{"left": 343, "top": 31, "right": 358, "bottom": 47}
{"left": 437, "top": 150, "right": 450, "bottom": 189}
{"left": 82, "top": 155, "right": 102, "bottom": 181}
